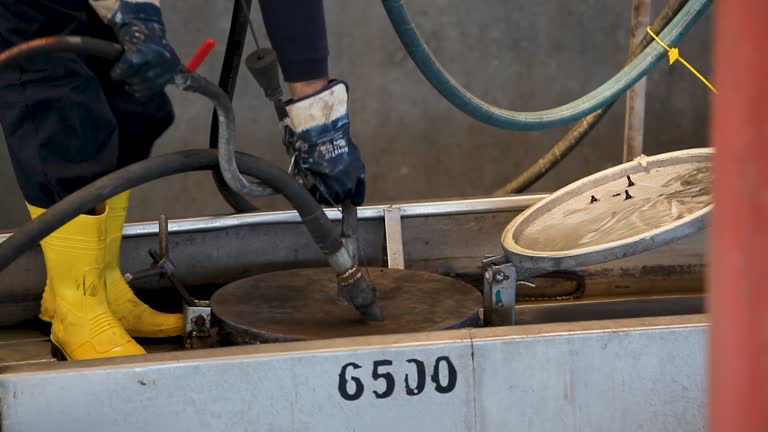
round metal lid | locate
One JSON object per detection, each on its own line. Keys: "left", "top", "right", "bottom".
{"left": 211, "top": 267, "right": 481, "bottom": 344}
{"left": 502, "top": 148, "right": 712, "bottom": 276}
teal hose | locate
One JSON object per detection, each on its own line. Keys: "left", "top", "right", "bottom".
{"left": 381, "top": 0, "right": 711, "bottom": 130}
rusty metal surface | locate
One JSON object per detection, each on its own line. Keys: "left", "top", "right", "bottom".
{"left": 708, "top": 0, "right": 768, "bottom": 429}
{"left": 212, "top": 267, "right": 481, "bottom": 344}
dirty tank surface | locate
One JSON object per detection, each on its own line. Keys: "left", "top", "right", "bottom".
{"left": 212, "top": 267, "right": 482, "bottom": 344}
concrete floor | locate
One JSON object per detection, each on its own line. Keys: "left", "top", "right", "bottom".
{"left": 0, "top": 325, "right": 183, "bottom": 366}
{"left": 0, "top": 327, "right": 52, "bottom": 366}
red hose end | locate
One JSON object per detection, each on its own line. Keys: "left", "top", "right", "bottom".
{"left": 186, "top": 38, "right": 216, "bottom": 72}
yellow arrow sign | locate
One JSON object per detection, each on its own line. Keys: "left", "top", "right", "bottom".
{"left": 668, "top": 47, "right": 680, "bottom": 65}
{"left": 646, "top": 26, "right": 717, "bottom": 94}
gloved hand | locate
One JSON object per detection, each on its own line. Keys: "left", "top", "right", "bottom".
{"left": 285, "top": 81, "right": 366, "bottom": 207}
{"left": 107, "top": 1, "right": 180, "bottom": 99}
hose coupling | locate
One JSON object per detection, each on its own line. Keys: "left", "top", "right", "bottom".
{"left": 337, "top": 265, "right": 383, "bottom": 321}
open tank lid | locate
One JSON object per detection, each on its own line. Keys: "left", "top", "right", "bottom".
{"left": 501, "top": 148, "right": 712, "bottom": 277}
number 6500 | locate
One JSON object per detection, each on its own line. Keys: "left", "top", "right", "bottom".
{"left": 337, "top": 356, "right": 458, "bottom": 401}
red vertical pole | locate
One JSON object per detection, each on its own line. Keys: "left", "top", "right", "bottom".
{"left": 708, "top": 0, "right": 768, "bottom": 431}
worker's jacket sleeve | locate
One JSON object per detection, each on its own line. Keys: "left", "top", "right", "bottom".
{"left": 88, "top": 0, "right": 160, "bottom": 22}
{"left": 259, "top": 0, "right": 329, "bottom": 82}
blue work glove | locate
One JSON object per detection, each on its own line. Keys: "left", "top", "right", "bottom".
{"left": 108, "top": 1, "right": 180, "bottom": 99}
{"left": 285, "top": 81, "right": 367, "bottom": 207}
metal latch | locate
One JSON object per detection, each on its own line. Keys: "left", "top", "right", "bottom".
{"left": 124, "top": 214, "right": 212, "bottom": 349}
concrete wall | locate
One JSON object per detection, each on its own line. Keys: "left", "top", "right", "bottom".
{"left": 0, "top": 0, "right": 712, "bottom": 229}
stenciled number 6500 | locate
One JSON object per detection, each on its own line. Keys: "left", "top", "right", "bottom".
{"left": 337, "top": 356, "right": 458, "bottom": 401}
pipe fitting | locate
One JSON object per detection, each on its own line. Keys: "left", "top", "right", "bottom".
{"left": 336, "top": 266, "right": 383, "bottom": 321}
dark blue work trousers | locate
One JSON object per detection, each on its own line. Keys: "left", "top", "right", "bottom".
{"left": 0, "top": 0, "right": 329, "bottom": 208}
{"left": 0, "top": 1, "right": 174, "bottom": 208}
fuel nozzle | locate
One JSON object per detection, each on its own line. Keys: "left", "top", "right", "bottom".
{"left": 332, "top": 201, "right": 383, "bottom": 321}
{"left": 337, "top": 266, "right": 384, "bottom": 321}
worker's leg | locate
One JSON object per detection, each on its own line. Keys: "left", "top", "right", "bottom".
{"left": 0, "top": 1, "right": 122, "bottom": 207}
{"left": 0, "top": 1, "right": 144, "bottom": 360}
{"left": 0, "top": 49, "right": 147, "bottom": 359}
{"left": 26, "top": 203, "right": 145, "bottom": 360}
{"left": 258, "top": 0, "right": 330, "bottom": 97}
{"left": 76, "top": 15, "right": 185, "bottom": 337}
{"left": 0, "top": 1, "right": 176, "bottom": 203}
{"left": 97, "top": 189, "right": 185, "bottom": 338}
{"left": 0, "top": 2, "right": 172, "bottom": 357}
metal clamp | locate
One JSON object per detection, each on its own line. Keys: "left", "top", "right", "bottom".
{"left": 482, "top": 256, "right": 518, "bottom": 327}
{"left": 183, "top": 301, "right": 212, "bottom": 350}
{"left": 124, "top": 214, "right": 212, "bottom": 348}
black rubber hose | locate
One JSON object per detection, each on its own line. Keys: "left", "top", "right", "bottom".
{"left": 493, "top": 0, "right": 687, "bottom": 195}
{"left": 208, "top": 0, "right": 261, "bottom": 213}
{"left": 0, "top": 36, "right": 122, "bottom": 65}
{"left": 0, "top": 149, "right": 342, "bottom": 274}
{"left": 179, "top": 62, "right": 275, "bottom": 199}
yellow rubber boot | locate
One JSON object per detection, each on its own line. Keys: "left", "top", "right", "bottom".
{"left": 27, "top": 204, "right": 145, "bottom": 360}
{"left": 104, "top": 191, "right": 184, "bottom": 337}
{"left": 38, "top": 277, "right": 55, "bottom": 323}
